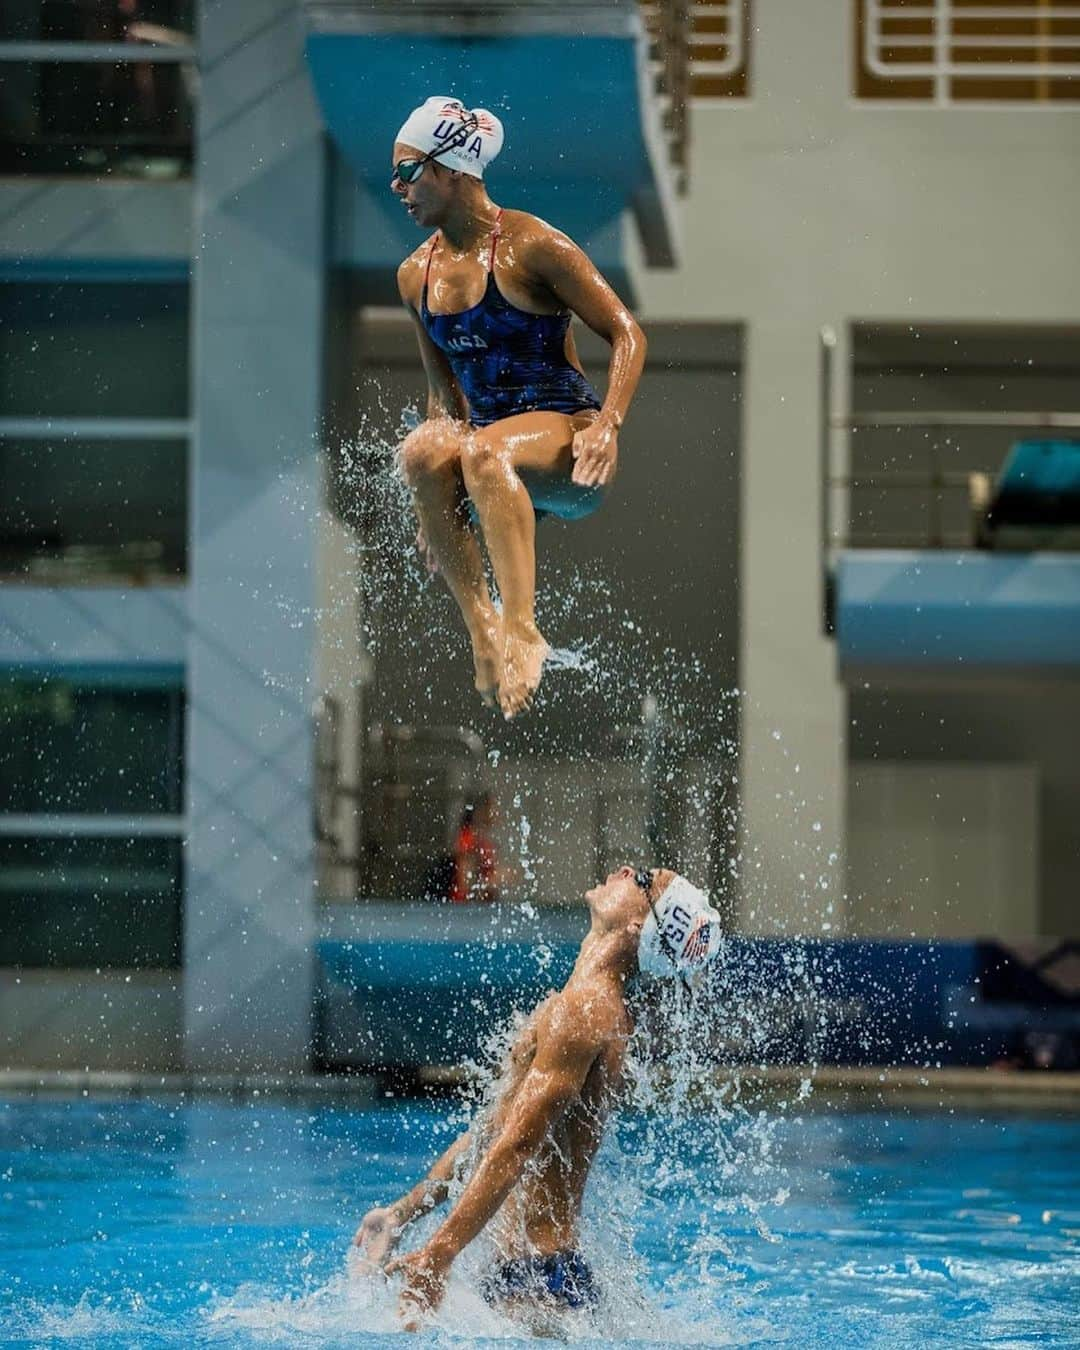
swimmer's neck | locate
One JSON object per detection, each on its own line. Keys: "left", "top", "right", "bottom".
{"left": 436, "top": 185, "right": 502, "bottom": 252}
{"left": 566, "top": 924, "right": 636, "bottom": 991}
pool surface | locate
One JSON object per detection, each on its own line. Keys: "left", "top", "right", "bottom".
{"left": 1, "top": 1096, "right": 1078, "bottom": 1347}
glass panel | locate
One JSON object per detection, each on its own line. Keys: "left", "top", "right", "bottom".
{"left": 0, "top": 56, "right": 193, "bottom": 178}
{"left": 0, "top": 1, "right": 197, "bottom": 178}
{"left": 0, "top": 835, "right": 182, "bottom": 969}
{"left": 0, "top": 437, "right": 187, "bottom": 579}
{"left": 0, "top": 283, "right": 190, "bottom": 419}
{"left": 0, "top": 675, "right": 184, "bottom": 814}
{"left": 1, "top": 1, "right": 196, "bottom": 42}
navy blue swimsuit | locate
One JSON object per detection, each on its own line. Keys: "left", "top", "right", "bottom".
{"left": 481, "top": 1249, "right": 597, "bottom": 1311}
{"left": 419, "top": 213, "right": 602, "bottom": 430}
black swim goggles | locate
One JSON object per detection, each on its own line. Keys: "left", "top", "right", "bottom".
{"left": 393, "top": 113, "right": 479, "bottom": 186}
{"left": 632, "top": 866, "right": 681, "bottom": 969}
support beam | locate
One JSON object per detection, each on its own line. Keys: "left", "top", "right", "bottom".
{"left": 186, "top": 0, "right": 325, "bottom": 1073}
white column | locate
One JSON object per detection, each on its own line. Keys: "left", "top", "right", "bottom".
{"left": 186, "top": 1, "right": 325, "bottom": 1071}
{"left": 738, "top": 318, "right": 846, "bottom": 934}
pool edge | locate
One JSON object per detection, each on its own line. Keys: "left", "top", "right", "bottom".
{"left": 1, "top": 1065, "right": 1078, "bottom": 1113}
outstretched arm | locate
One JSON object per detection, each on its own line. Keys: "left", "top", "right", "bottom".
{"left": 527, "top": 228, "right": 647, "bottom": 487}
{"left": 354, "top": 1126, "right": 473, "bottom": 1265}
{"left": 386, "top": 1012, "right": 600, "bottom": 1320}
{"left": 354, "top": 1002, "right": 548, "bottom": 1265}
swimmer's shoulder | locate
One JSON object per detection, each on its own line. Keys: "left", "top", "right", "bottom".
{"left": 545, "top": 983, "right": 628, "bottom": 1058}
{"left": 396, "top": 236, "right": 437, "bottom": 310}
{"left": 498, "top": 208, "right": 584, "bottom": 265}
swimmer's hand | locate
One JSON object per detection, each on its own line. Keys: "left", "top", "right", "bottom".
{"left": 386, "top": 1242, "right": 451, "bottom": 1331}
{"left": 415, "top": 525, "right": 439, "bottom": 575}
{"left": 353, "top": 1203, "right": 405, "bottom": 1268}
{"left": 571, "top": 415, "right": 619, "bottom": 488}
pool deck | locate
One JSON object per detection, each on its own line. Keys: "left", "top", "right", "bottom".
{"left": 1, "top": 1066, "right": 1078, "bottom": 1113}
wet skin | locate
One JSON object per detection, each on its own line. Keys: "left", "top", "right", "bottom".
{"left": 355, "top": 865, "right": 676, "bottom": 1331}
{"left": 390, "top": 140, "right": 647, "bottom": 718}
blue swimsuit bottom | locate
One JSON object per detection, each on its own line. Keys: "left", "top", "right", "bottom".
{"left": 481, "top": 1249, "right": 597, "bottom": 1310}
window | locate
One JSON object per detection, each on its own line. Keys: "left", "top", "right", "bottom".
{"left": 0, "top": 836, "right": 182, "bottom": 969}
{"left": 0, "top": 282, "right": 190, "bottom": 420}
{"left": 0, "top": 674, "right": 184, "bottom": 814}
{"left": 0, "top": 281, "right": 190, "bottom": 582}
{"left": 0, "top": 1, "right": 196, "bottom": 177}
{"left": 0, "top": 437, "right": 187, "bottom": 581}
{"left": 1, "top": 0, "right": 196, "bottom": 42}
{"left": 0, "top": 670, "right": 184, "bottom": 969}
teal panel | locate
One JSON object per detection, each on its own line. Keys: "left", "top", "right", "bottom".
{"left": 837, "top": 550, "right": 1080, "bottom": 669}
{"left": 306, "top": 30, "right": 650, "bottom": 294}
{"left": 998, "top": 441, "right": 1080, "bottom": 499}
{"left": 305, "top": 34, "right": 646, "bottom": 184}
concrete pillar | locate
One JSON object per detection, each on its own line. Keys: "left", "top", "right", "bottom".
{"left": 734, "top": 4, "right": 848, "bottom": 934}
{"left": 186, "top": 1, "right": 325, "bottom": 1071}
{"left": 737, "top": 318, "right": 846, "bottom": 934}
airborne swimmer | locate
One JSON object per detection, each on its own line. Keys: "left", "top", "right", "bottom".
{"left": 391, "top": 96, "right": 647, "bottom": 718}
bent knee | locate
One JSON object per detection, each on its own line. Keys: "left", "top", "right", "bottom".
{"left": 398, "top": 421, "right": 463, "bottom": 485}
{"left": 460, "top": 431, "right": 505, "bottom": 485}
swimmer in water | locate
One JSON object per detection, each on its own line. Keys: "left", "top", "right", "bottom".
{"left": 353, "top": 866, "right": 722, "bottom": 1333}
{"left": 390, "top": 96, "right": 647, "bottom": 719}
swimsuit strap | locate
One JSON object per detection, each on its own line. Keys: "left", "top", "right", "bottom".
{"left": 487, "top": 209, "right": 503, "bottom": 273}
{"left": 423, "top": 232, "right": 439, "bottom": 292}
{"left": 423, "top": 211, "right": 501, "bottom": 298}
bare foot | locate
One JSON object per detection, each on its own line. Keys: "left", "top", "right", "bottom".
{"left": 470, "top": 618, "right": 501, "bottom": 707}
{"left": 499, "top": 624, "right": 549, "bottom": 719}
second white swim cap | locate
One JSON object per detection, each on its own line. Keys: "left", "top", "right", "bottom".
{"left": 638, "top": 874, "right": 722, "bottom": 981}
{"left": 395, "top": 96, "right": 504, "bottom": 179}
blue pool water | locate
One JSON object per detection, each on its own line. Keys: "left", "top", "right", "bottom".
{"left": 1, "top": 1095, "right": 1078, "bottom": 1348}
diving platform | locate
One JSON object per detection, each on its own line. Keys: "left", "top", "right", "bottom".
{"left": 301, "top": 0, "right": 682, "bottom": 303}
{"left": 974, "top": 440, "right": 1080, "bottom": 550}
{"left": 834, "top": 550, "right": 1080, "bottom": 679}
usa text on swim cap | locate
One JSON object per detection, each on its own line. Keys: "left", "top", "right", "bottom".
{"left": 395, "top": 96, "right": 504, "bottom": 179}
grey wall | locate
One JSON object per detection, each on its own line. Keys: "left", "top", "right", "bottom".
{"left": 850, "top": 684, "right": 1080, "bottom": 937}
{"left": 0, "top": 181, "right": 190, "bottom": 274}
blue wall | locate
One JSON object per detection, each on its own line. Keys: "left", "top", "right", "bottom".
{"left": 317, "top": 926, "right": 1080, "bottom": 1069}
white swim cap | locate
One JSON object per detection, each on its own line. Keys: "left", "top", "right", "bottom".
{"left": 395, "top": 96, "right": 504, "bottom": 180}
{"left": 638, "top": 874, "right": 722, "bottom": 981}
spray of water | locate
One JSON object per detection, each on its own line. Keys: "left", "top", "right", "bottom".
{"left": 6, "top": 416, "right": 913, "bottom": 1346}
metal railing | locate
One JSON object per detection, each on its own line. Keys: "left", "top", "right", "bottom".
{"left": 644, "top": 0, "right": 693, "bottom": 191}
{"left": 864, "top": 0, "right": 1080, "bottom": 100}
{"left": 818, "top": 327, "right": 1080, "bottom": 629}
{"left": 688, "top": 0, "right": 747, "bottom": 80}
